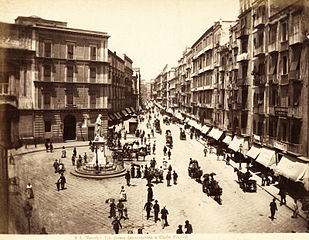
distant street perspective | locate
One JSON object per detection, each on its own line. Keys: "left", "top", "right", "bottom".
{"left": 0, "top": 0, "right": 309, "bottom": 236}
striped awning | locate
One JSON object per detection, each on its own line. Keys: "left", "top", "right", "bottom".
{"left": 129, "top": 107, "right": 136, "bottom": 113}
{"left": 125, "top": 107, "right": 133, "bottom": 114}
{"left": 122, "top": 110, "right": 129, "bottom": 116}
{"left": 114, "top": 113, "right": 122, "bottom": 119}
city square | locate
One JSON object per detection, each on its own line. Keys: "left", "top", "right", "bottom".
{"left": 1, "top": 0, "right": 309, "bottom": 237}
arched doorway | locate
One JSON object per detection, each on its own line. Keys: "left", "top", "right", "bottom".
{"left": 63, "top": 115, "right": 76, "bottom": 140}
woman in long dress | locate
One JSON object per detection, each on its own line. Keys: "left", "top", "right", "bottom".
{"left": 26, "top": 183, "right": 34, "bottom": 199}
{"left": 119, "top": 186, "right": 127, "bottom": 201}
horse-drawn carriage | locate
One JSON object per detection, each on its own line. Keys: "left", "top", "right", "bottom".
{"left": 202, "top": 174, "right": 223, "bottom": 204}
{"left": 166, "top": 130, "right": 173, "bottom": 149}
{"left": 235, "top": 169, "right": 257, "bottom": 192}
{"left": 180, "top": 129, "right": 186, "bottom": 140}
{"left": 188, "top": 160, "right": 203, "bottom": 182}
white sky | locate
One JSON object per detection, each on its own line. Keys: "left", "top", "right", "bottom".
{"left": 0, "top": 0, "right": 239, "bottom": 81}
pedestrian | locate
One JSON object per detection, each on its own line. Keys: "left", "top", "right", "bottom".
{"left": 83, "top": 152, "right": 88, "bottom": 163}
{"left": 56, "top": 178, "right": 61, "bottom": 191}
{"left": 25, "top": 183, "right": 34, "bottom": 199}
{"left": 61, "top": 146, "right": 66, "bottom": 158}
{"left": 160, "top": 206, "right": 169, "bottom": 228}
{"left": 176, "top": 225, "right": 183, "bottom": 234}
{"left": 166, "top": 171, "right": 172, "bottom": 186}
{"left": 45, "top": 140, "right": 49, "bottom": 152}
{"left": 112, "top": 216, "right": 122, "bottom": 234}
{"left": 153, "top": 200, "right": 160, "bottom": 223}
{"left": 204, "top": 145, "right": 208, "bottom": 157}
{"left": 184, "top": 220, "right": 193, "bottom": 234}
{"left": 73, "top": 147, "right": 77, "bottom": 157}
{"left": 292, "top": 199, "right": 299, "bottom": 218}
{"left": 261, "top": 172, "right": 266, "bottom": 186}
{"left": 117, "top": 200, "right": 124, "bottom": 219}
{"left": 130, "top": 164, "right": 135, "bottom": 178}
{"left": 58, "top": 160, "right": 65, "bottom": 174}
{"left": 53, "top": 159, "right": 59, "bottom": 173}
{"left": 59, "top": 173, "right": 66, "bottom": 190}
{"left": 151, "top": 129, "right": 154, "bottom": 137}
{"left": 152, "top": 142, "right": 156, "bottom": 155}
{"left": 71, "top": 155, "right": 75, "bottom": 166}
{"left": 123, "top": 207, "right": 129, "bottom": 220}
{"left": 279, "top": 186, "right": 287, "bottom": 206}
{"left": 144, "top": 201, "right": 153, "bottom": 220}
{"left": 163, "top": 145, "right": 167, "bottom": 156}
{"left": 147, "top": 186, "right": 153, "bottom": 202}
{"left": 119, "top": 186, "right": 127, "bottom": 201}
{"left": 269, "top": 198, "right": 278, "bottom": 220}
{"left": 167, "top": 149, "right": 171, "bottom": 160}
{"left": 168, "top": 164, "right": 172, "bottom": 172}
{"left": 77, "top": 155, "right": 82, "bottom": 168}
{"left": 109, "top": 200, "right": 116, "bottom": 218}
{"left": 136, "top": 166, "right": 141, "bottom": 178}
{"left": 49, "top": 142, "right": 53, "bottom": 152}
{"left": 125, "top": 171, "right": 131, "bottom": 186}
{"left": 173, "top": 170, "right": 178, "bottom": 185}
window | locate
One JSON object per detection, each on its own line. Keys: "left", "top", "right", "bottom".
{"left": 67, "top": 66, "right": 73, "bottom": 82}
{"left": 44, "top": 65, "right": 51, "bottom": 81}
{"left": 67, "top": 44, "right": 74, "bottom": 59}
{"left": 44, "top": 121, "right": 51, "bottom": 132}
{"left": 241, "top": 38, "right": 248, "bottom": 53}
{"left": 292, "top": 14, "right": 301, "bottom": 35}
{"left": 269, "top": 24, "right": 277, "bottom": 44}
{"left": 282, "top": 55, "right": 288, "bottom": 75}
{"left": 281, "top": 22, "right": 287, "bottom": 42}
{"left": 290, "top": 119, "right": 301, "bottom": 144}
{"left": 44, "top": 41, "right": 51, "bottom": 57}
{"left": 270, "top": 85, "right": 278, "bottom": 106}
{"left": 66, "top": 91, "right": 73, "bottom": 105}
{"left": 43, "top": 93, "right": 50, "bottom": 108}
{"left": 280, "top": 120, "right": 288, "bottom": 142}
{"left": 269, "top": 117, "right": 278, "bottom": 138}
{"left": 90, "top": 46, "right": 97, "bottom": 60}
{"left": 290, "top": 47, "right": 301, "bottom": 71}
{"left": 293, "top": 83, "right": 302, "bottom": 106}
{"left": 24, "top": 68, "right": 27, "bottom": 96}
{"left": 90, "top": 94, "right": 96, "bottom": 108}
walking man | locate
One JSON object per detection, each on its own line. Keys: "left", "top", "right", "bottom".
{"left": 163, "top": 145, "right": 167, "bottom": 156}
{"left": 204, "top": 145, "right": 208, "bottom": 157}
{"left": 153, "top": 200, "right": 160, "bottom": 223}
{"left": 111, "top": 216, "right": 122, "bottom": 234}
{"left": 117, "top": 200, "right": 124, "bottom": 220}
{"left": 269, "top": 198, "right": 278, "bottom": 221}
{"left": 109, "top": 200, "right": 116, "bottom": 218}
{"left": 59, "top": 173, "right": 66, "bottom": 190}
{"left": 152, "top": 141, "right": 156, "bottom": 155}
{"left": 53, "top": 159, "right": 59, "bottom": 173}
{"left": 279, "top": 186, "right": 287, "bottom": 206}
{"left": 125, "top": 170, "right": 131, "bottom": 186}
{"left": 166, "top": 171, "right": 172, "bottom": 186}
{"left": 167, "top": 149, "right": 171, "bottom": 160}
{"left": 173, "top": 170, "right": 178, "bottom": 185}
{"left": 161, "top": 206, "right": 169, "bottom": 228}
{"left": 147, "top": 186, "right": 153, "bottom": 202}
{"left": 144, "top": 201, "right": 153, "bottom": 220}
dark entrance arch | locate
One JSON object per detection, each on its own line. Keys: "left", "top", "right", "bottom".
{"left": 63, "top": 115, "right": 76, "bottom": 140}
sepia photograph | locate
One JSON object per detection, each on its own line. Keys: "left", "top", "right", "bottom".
{"left": 0, "top": 0, "right": 309, "bottom": 238}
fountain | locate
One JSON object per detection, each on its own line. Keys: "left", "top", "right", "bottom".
{"left": 71, "top": 114, "right": 126, "bottom": 179}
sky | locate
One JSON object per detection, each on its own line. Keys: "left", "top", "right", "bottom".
{"left": 0, "top": 0, "right": 239, "bottom": 81}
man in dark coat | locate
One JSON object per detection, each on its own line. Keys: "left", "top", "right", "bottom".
{"left": 153, "top": 200, "right": 160, "bottom": 223}
{"left": 163, "top": 145, "right": 167, "bottom": 156}
{"left": 53, "top": 159, "right": 59, "bottom": 173}
{"left": 184, "top": 220, "right": 193, "bottom": 233}
{"left": 176, "top": 225, "right": 183, "bottom": 234}
{"left": 147, "top": 186, "right": 153, "bottom": 202}
{"left": 117, "top": 200, "right": 124, "bottom": 220}
{"left": 144, "top": 201, "right": 153, "bottom": 220}
{"left": 130, "top": 165, "right": 135, "bottom": 178}
{"left": 269, "top": 198, "right": 278, "bottom": 220}
{"left": 161, "top": 206, "right": 169, "bottom": 228}
{"left": 173, "top": 170, "right": 178, "bottom": 185}
{"left": 111, "top": 216, "right": 122, "bottom": 234}
{"left": 59, "top": 173, "right": 66, "bottom": 190}
{"left": 109, "top": 200, "right": 116, "bottom": 218}
{"left": 125, "top": 171, "right": 131, "bottom": 186}
{"left": 167, "top": 149, "right": 171, "bottom": 160}
{"left": 166, "top": 171, "right": 172, "bottom": 186}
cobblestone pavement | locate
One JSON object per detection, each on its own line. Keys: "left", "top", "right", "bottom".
{"left": 8, "top": 115, "right": 308, "bottom": 234}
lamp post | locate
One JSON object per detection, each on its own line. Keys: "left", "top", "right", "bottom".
{"left": 239, "top": 143, "right": 243, "bottom": 170}
{"left": 23, "top": 201, "right": 32, "bottom": 234}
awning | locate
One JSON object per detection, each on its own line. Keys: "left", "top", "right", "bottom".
{"left": 114, "top": 113, "right": 122, "bottom": 120}
{"left": 196, "top": 123, "right": 203, "bottom": 131}
{"left": 223, "top": 135, "right": 232, "bottom": 145}
{"left": 255, "top": 147, "right": 277, "bottom": 168}
{"left": 274, "top": 156, "right": 308, "bottom": 182}
{"left": 129, "top": 107, "right": 136, "bottom": 113}
{"left": 201, "top": 125, "right": 210, "bottom": 135}
{"left": 125, "top": 107, "right": 132, "bottom": 114}
{"left": 167, "top": 108, "right": 173, "bottom": 114}
{"left": 108, "top": 113, "right": 115, "bottom": 121}
{"left": 246, "top": 145, "right": 262, "bottom": 159}
{"left": 228, "top": 136, "right": 244, "bottom": 152}
{"left": 107, "top": 115, "right": 112, "bottom": 121}
{"left": 121, "top": 110, "right": 129, "bottom": 117}
{"left": 175, "top": 112, "right": 183, "bottom": 120}
{"left": 213, "top": 129, "right": 223, "bottom": 141}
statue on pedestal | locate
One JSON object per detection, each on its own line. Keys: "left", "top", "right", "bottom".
{"left": 95, "top": 114, "right": 103, "bottom": 139}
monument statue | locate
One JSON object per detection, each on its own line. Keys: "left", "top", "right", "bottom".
{"left": 95, "top": 114, "right": 103, "bottom": 138}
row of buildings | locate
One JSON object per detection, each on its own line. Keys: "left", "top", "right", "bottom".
{"left": 0, "top": 16, "right": 141, "bottom": 146}
{"left": 151, "top": 0, "right": 309, "bottom": 169}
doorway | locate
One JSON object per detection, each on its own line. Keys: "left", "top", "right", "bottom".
{"left": 63, "top": 115, "right": 76, "bottom": 140}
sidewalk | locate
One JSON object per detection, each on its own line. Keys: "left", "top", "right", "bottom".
{"left": 176, "top": 122, "right": 308, "bottom": 222}
{"left": 9, "top": 141, "right": 90, "bottom": 156}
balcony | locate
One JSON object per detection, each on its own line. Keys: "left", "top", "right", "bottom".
{"left": 253, "top": 105, "right": 264, "bottom": 114}
{"left": 253, "top": 75, "right": 266, "bottom": 86}
{"left": 279, "top": 74, "right": 288, "bottom": 85}
{"left": 0, "top": 83, "right": 17, "bottom": 107}
{"left": 237, "top": 27, "right": 249, "bottom": 39}
{"left": 254, "top": 16, "right": 265, "bottom": 28}
{"left": 274, "top": 106, "right": 288, "bottom": 116}
{"left": 288, "top": 70, "right": 300, "bottom": 81}
{"left": 231, "top": 40, "right": 238, "bottom": 49}
{"left": 254, "top": 44, "right": 265, "bottom": 57}
{"left": 268, "top": 74, "right": 278, "bottom": 84}
{"left": 268, "top": 41, "right": 278, "bottom": 53}
{"left": 279, "top": 40, "right": 288, "bottom": 52}
{"left": 236, "top": 52, "right": 249, "bottom": 62}
{"left": 289, "top": 32, "right": 305, "bottom": 46}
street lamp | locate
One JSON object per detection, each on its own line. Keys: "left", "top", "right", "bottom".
{"left": 239, "top": 143, "right": 243, "bottom": 170}
{"left": 23, "top": 201, "right": 32, "bottom": 234}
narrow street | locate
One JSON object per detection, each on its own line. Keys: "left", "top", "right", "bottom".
{"left": 9, "top": 114, "right": 307, "bottom": 234}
